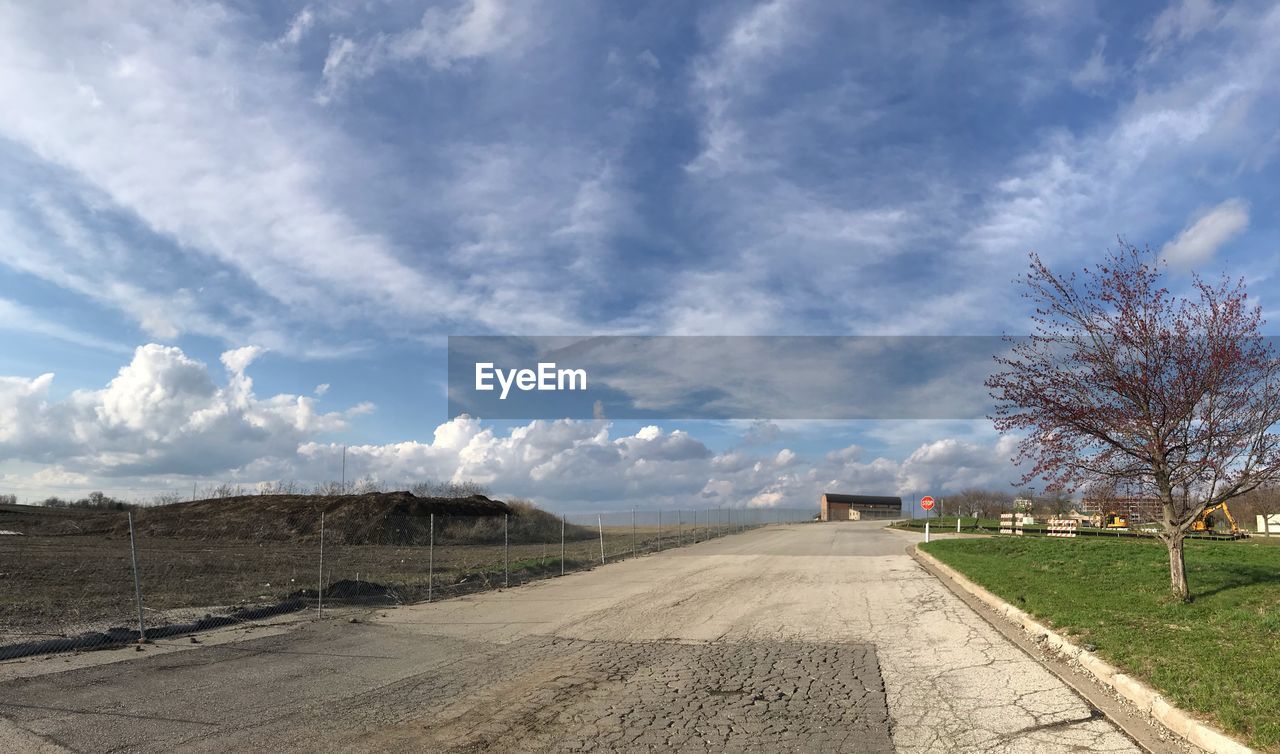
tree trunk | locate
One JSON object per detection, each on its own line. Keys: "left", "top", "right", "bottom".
{"left": 1167, "top": 534, "right": 1191, "bottom": 602}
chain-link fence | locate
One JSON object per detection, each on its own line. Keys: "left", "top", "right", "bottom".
{"left": 0, "top": 504, "right": 815, "bottom": 660}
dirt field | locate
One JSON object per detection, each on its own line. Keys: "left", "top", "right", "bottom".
{"left": 0, "top": 523, "right": 734, "bottom": 645}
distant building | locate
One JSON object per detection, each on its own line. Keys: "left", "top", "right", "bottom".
{"left": 820, "top": 493, "right": 902, "bottom": 521}
{"left": 1080, "top": 496, "right": 1164, "bottom": 525}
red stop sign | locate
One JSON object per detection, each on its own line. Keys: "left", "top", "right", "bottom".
{"left": 920, "top": 496, "right": 935, "bottom": 511}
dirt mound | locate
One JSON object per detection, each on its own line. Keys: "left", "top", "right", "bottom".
{"left": 125, "top": 491, "right": 510, "bottom": 543}
{"left": 0, "top": 493, "right": 515, "bottom": 544}
{"left": 0, "top": 503, "right": 124, "bottom": 537}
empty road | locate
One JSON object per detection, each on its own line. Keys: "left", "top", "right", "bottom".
{"left": 0, "top": 521, "right": 1142, "bottom": 752}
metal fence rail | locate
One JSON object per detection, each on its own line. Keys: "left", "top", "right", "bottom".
{"left": 0, "top": 505, "right": 814, "bottom": 660}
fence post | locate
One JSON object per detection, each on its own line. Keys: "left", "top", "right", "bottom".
{"left": 428, "top": 513, "right": 434, "bottom": 603}
{"left": 503, "top": 513, "right": 510, "bottom": 588}
{"left": 317, "top": 510, "right": 325, "bottom": 617}
{"left": 560, "top": 514, "right": 566, "bottom": 575}
{"left": 632, "top": 508, "right": 637, "bottom": 555}
{"left": 127, "top": 512, "right": 147, "bottom": 643}
{"left": 678, "top": 510, "right": 683, "bottom": 546}
{"left": 693, "top": 509, "right": 698, "bottom": 542}
{"left": 657, "top": 510, "right": 663, "bottom": 551}
{"left": 598, "top": 515, "right": 605, "bottom": 564}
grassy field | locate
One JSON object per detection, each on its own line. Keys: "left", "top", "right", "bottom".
{"left": 0, "top": 522, "right": 738, "bottom": 645}
{"left": 922, "top": 536, "right": 1280, "bottom": 751}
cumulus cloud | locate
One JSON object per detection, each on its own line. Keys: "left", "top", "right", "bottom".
{"left": 1160, "top": 198, "right": 1250, "bottom": 269}
{"left": 2, "top": 346, "right": 1022, "bottom": 505}
{"left": 345, "top": 417, "right": 1015, "bottom": 510}
{"left": 0, "top": 344, "right": 367, "bottom": 477}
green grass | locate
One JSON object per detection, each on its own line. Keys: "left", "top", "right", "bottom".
{"left": 922, "top": 536, "right": 1280, "bottom": 751}
{"left": 891, "top": 516, "right": 1004, "bottom": 531}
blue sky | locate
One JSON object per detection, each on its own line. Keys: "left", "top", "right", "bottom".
{"left": 1, "top": 0, "right": 1278, "bottom": 510}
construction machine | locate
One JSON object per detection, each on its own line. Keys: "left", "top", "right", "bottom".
{"left": 1191, "top": 502, "right": 1243, "bottom": 538}
{"left": 1099, "top": 512, "right": 1127, "bottom": 528}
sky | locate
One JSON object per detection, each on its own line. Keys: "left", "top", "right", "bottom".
{"left": 1, "top": 0, "right": 1278, "bottom": 512}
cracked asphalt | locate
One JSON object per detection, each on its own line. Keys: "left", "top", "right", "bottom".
{"left": 0, "top": 521, "right": 1143, "bottom": 752}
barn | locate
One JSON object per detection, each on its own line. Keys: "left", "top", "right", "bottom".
{"left": 820, "top": 493, "right": 902, "bottom": 521}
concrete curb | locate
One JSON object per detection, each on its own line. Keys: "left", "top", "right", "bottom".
{"left": 913, "top": 544, "right": 1254, "bottom": 754}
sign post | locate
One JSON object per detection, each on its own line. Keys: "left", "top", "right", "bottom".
{"left": 920, "top": 496, "right": 935, "bottom": 542}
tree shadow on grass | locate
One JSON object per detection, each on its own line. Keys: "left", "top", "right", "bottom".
{"left": 1192, "top": 564, "right": 1280, "bottom": 600}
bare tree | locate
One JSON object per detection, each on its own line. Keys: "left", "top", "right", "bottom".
{"left": 207, "top": 483, "right": 244, "bottom": 499}
{"left": 312, "top": 480, "right": 352, "bottom": 496}
{"left": 988, "top": 244, "right": 1280, "bottom": 601}
{"left": 410, "top": 479, "right": 490, "bottom": 499}
{"left": 1039, "top": 491, "right": 1075, "bottom": 518}
{"left": 354, "top": 475, "right": 385, "bottom": 494}
{"left": 949, "top": 488, "right": 1013, "bottom": 518}
{"left": 258, "top": 479, "right": 300, "bottom": 495}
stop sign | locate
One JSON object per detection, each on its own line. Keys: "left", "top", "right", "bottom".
{"left": 920, "top": 496, "right": 935, "bottom": 511}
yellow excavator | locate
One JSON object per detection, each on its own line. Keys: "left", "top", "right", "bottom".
{"left": 1191, "top": 502, "right": 1243, "bottom": 538}
{"left": 1100, "top": 512, "right": 1127, "bottom": 528}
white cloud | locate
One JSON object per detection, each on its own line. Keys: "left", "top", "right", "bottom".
{"left": 30, "top": 467, "right": 90, "bottom": 488}
{"left": 1148, "top": 0, "right": 1222, "bottom": 49}
{"left": 0, "top": 344, "right": 366, "bottom": 477}
{"left": 318, "top": 0, "right": 535, "bottom": 102}
{"left": 220, "top": 345, "right": 266, "bottom": 375}
{"left": 0, "top": 297, "right": 129, "bottom": 353}
{"left": 0, "top": 342, "right": 1024, "bottom": 504}
{"left": 965, "top": 2, "right": 1280, "bottom": 276}
{"left": 1070, "top": 36, "right": 1113, "bottom": 91}
{"left": 276, "top": 7, "right": 314, "bottom": 48}
{"left": 687, "top": 0, "right": 804, "bottom": 176}
{"left": 0, "top": 343, "right": 1018, "bottom": 506}
{"left": 0, "top": 1, "right": 571, "bottom": 350}
{"left": 1160, "top": 198, "right": 1249, "bottom": 269}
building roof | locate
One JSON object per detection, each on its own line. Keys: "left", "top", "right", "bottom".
{"left": 822, "top": 493, "right": 902, "bottom": 508}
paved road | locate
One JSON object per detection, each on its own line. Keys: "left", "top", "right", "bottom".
{"left": 0, "top": 522, "right": 1141, "bottom": 752}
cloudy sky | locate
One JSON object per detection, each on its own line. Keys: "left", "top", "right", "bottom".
{"left": 1, "top": 0, "right": 1277, "bottom": 511}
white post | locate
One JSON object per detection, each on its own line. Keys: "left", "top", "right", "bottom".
{"left": 560, "top": 515, "right": 566, "bottom": 575}
{"left": 598, "top": 515, "right": 605, "bottom": 564}
{"left": 428, "top": 513, "right": 434, "bottom": 603}
{"left": 503, "top": 513, "right": 509, "bottom": 588}
{"left": 924, "top": 521, "right": 930, "bottom": 544}
{"left": 957, "top": 516, "right": 961, "bottom": 533}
